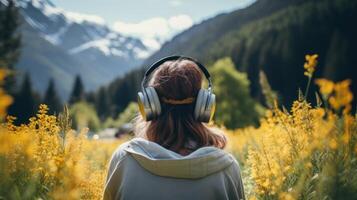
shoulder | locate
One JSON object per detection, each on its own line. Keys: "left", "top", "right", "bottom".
{"left": 110, "top": 138, "right": 146, "bottom": 161}
{"left": 109, "top": 140, "right": 132, "bottom": 163}
{"left": 107, "top": 139, "right": 138, "bottom": 174}
{"left": 222, "top": 153, "right": 246, "bottom": 200}
{"left": 224, "top": 153, "right": 243, "bottom": 175}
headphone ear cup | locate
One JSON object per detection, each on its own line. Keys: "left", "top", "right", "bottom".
{"left": 203, "top": 93, "right": 216, "bottom": 123}
{"left": 137, "top": 91, "right": 150, "bottom": 121}
{"left": 194, "top": 89, "right": 208, "bottom": 121}
{"left": 145, "top": 87, "right": 161, "bottom": 119}
{"left": 194, "top": 89, "right": 216, "bottom": 123}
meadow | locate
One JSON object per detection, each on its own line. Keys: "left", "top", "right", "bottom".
{"left": 0, "top": 55, "right": 356, "bottom": 200}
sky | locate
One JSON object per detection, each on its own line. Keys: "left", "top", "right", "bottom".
{"left": 51, "top": 0, "right": 255, "bottom": 49}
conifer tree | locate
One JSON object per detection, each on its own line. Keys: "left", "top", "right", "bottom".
{"left": 8, "top": 73, "right": 40, "bottom": 124}
{"left": 0, "top": 0, "right": 21, "bottom": 93}
{"left": 95, "top": 86, "right": 110, "bottom": 121}
{"left": 44, "top": 78, "right": 62, "bottom": 114}
{"left": 112, "top": 79, "right": 131, "bottom": 116}
{"left": 85, "top": 91, "right": 96, "bottom": 105}
{"left": 0, "top": 0, "right": 21, "bottom": 68}
{"left": 69, "top": 75, "right": 84, "bottom": 104}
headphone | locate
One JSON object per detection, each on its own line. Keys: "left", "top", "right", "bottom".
{"left": 137, "top": 55, "right": 216, "bottom": 123}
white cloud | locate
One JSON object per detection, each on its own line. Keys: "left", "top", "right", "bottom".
{"left": 169, "top": 0, "right": 182, "bottom": 7}
{"left": 112, "top": 15, "right": 193, "bottom": 51}
{"left": 168, "top": 15, "right": 193, "bottom": 30}
{"left": 65, "top": 11, "right": 106, "bottom": 25}
{"left": 113, "top": 17, "right": 169, "bottom": 40}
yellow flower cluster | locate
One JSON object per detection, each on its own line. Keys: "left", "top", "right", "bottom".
{"left": 314, "top": 78, "right": 334, "bottom": 97}
{"left": 226, "top": 54, "right": 356, "bottom": 199}
{"left": 0, "top": 71, "right": 125, "bottom": 199}
{"left": 0, "top": 69, "right": 13, "bottom": 119}
{"left": 315, "top": 78, "right": 353, "bottom": 113}
{"left": 0, "top": 104, "right": 125, "bottom": 199}
{"left": 303, "top": 54, "right": 318, "bottom": 77}
{"left": 329, "top": 79, "right": 353, "bottom": 112}
{"left": 229, "top": 96, "right": 356, "bottom": 199}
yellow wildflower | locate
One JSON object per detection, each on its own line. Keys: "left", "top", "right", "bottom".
{"left": 315, "top": 78, "right": 334, "bottom": 97}
{"left": 329, "top": 139, "right": 338, "bottom": 150}
{"left": 311, "top": 107, "right": 325, "bottom": 118}
{"left": 279, "top": 192, "right": 295, "bottom": 200}
{"left": 329, "top": 79, "right": 353, "bottom": 111}
{"left": 304, "top": 54, "right": 318, "bottom": 77}
{"left": 305, "top": 162, "right": 313, "bottom": 169}
{"left": 0, "top": 69, "right": 6, "bottom": 81}
{"left": 0, "top": 89, "right": 12, "bottom": 118}
{"left": 342, "top": 133, "right": 350, "bottom": 144}
{"left": 0, "top": 69, "right": 12, "bottom": 118}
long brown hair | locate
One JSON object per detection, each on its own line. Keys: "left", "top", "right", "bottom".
{"left": 134, "top": 58, "right": 226, "bottom": 155}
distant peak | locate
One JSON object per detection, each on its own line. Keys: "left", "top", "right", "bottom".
{"left": 15, "top": 0, "right": 55, "bottom": 8}
{"left": 64, "top": 11, "right": 106, "bottom": 25}
{"left": 18, "top": 0, "right": 106, "bottom": 26}
{"left": 31, "top": 0, "right": 55, "bottom": 7}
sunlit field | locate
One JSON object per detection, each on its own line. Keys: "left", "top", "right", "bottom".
{"left": 0, "top": 54, "right": 356, "bottom": 200}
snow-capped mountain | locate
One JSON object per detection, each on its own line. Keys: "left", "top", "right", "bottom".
{"left": 19, "top": 0, "right": 151, "bottom": 59}
{"left": 4, "top": 0, "right": 154, "bottom": 100}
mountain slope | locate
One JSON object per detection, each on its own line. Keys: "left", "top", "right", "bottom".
{"left": 204, "top": 0, "right": 357, "bottom": 104}
{"left": 140, "top": 0, "right": 357, "bottom": 105}
{"left": 6, "top": 0, "right": 153, "bottom": 100}
{"left": 101, "top": 0, "right": 357, "bottom": 118}
{"left": 17, "top": 21, "right": 101, "bottom": 98}
{"left": 140, "top": 0, "right": 306, "bottom": 66}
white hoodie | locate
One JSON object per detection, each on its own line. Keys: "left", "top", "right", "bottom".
{"left": 103, "top": 138, "right": 245, "bottom": 200}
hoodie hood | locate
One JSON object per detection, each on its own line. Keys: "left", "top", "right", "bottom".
{"left": 123, "top": 138, "right": 234, "bottom": 179}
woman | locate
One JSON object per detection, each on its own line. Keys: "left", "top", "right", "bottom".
{"left": 103, "top": 56, "right": 245, "bottom": 200}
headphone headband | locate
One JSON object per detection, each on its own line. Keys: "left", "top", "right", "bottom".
{"left": 145, "top": 56, "right": 211, "bottom": 78}
{"left": 142, "top": 55, "right": 212, "bottom": 90}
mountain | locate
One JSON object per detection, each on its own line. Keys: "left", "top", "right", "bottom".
{"left": 5, "top": 0, "right": 153, "bottom": 100}
{"left": 101, "top": 0, "right": 357, "bottom": 118}
{"left": 137, "top": 0, "right": 357, "bottom": 105}
{"left": 208, "top": 0, "right": 357, "bottom": 104}
{"left": 139, "top": 0, "right": 305, "bottom": 66}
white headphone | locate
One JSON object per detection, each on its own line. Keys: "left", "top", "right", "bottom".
{"left": 137, "top": 56, "right": 216, "bottom": 123}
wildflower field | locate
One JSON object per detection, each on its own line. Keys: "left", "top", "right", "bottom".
{"left": 0, "top": 55, "right": 356, "bottom": 200}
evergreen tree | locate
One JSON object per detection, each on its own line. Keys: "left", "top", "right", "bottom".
{"left": 69, "top": 75, "right": 84, "bottom": 104}
{"left": 109, "top": 69, "right": 142, "bottom": 117}
{"left": 112, "top": 80, "right": 131, "bottom": 116}
{"left": 90, "top": 67, "right": 143, "bottom": 119}
{"left": 85, "top": 91, "right": 96, "bottom": 105}
{"left": 95, "top": 86, "right": 110, "bottom": 121}
{"left": 44, "top": 78, "right": 62, "bottom": 115}
{"left": 0, "top": 0, "right": 21, "bottom": 68}
{"left": 8, "top": 73, "right": 40, "bottom": 124}
{"left": 0, "top": 0, "right": 21, "bottom": 93}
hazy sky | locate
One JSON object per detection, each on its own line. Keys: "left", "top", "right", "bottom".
{"left": 51, "top": 0, "right": 255, "bottom": 24}
{"left": 50, "top": 0, "right": 255, "bottom": 49}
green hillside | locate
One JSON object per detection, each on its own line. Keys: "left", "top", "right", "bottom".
{"left": 95, "top": 0, "right": 357, "bottom": 119}
{"left": 206, "top": 0, "right": 357, "bottom": 104}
